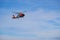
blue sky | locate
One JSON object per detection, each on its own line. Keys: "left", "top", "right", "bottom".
{"left": 0, "top": 0, "right": 60, "bottom": 40}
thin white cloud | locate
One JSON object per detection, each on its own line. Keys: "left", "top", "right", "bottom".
{"left": 0, "top": 8, "right": 60, "bottom": 40}
{"left": 0, "top": 29, "right": 60, "bottom": 40}
{"left": 0, "top": 35, "right": 37, "bottom": 40}
{"left": 0, "top": 8, "right": 60, "bottom": 30}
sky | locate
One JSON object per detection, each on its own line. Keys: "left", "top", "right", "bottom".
{"left": 0, "top": 0, "right": 60, "bottom": 40}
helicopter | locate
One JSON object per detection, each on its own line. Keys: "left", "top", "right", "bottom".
{"left": 12, "top": 12, "right": 25, "bottom": 19}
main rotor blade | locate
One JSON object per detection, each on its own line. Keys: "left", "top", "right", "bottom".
{"left": 23, "top": 11, "right": 27, "bottom": 13}
{"left": 12, "top": 12, "right": 19, "bottom": 14}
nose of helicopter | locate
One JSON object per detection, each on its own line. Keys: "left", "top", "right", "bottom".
{"left": 20, "top": 14, "right": 25, "bottom": 17}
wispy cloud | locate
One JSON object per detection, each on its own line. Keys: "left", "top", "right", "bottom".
{"left": 0, "top": 8, "right": 60, "bottom": 40}
{"left": 0, "top": 29, "right": 60, "bottom": 40}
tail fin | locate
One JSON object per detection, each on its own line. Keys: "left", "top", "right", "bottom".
{"left": 12, "top": 15, "right": 16, "bottom": 19}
